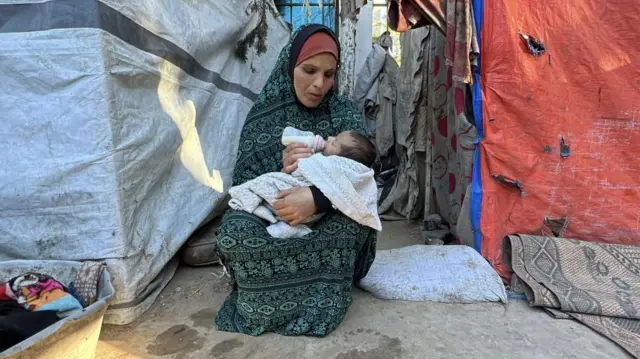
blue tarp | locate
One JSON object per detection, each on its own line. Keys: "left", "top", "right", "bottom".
{"left": 470, "top": 0, "right": 483, "bottom": 253}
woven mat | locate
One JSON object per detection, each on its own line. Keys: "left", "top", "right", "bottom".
{"left": 505, "top": 234, "right": 640, "bottom": 358}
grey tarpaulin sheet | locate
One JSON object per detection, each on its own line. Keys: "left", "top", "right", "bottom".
{"left": 0, "top": 0, "right": 289, "bottom": 324}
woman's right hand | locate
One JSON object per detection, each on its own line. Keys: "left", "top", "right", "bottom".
{"left": 282, "top": 143, "right": 313, "bottom": 174}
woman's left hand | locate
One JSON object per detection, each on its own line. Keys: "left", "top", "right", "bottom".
{"left": 282, "top": 143, "right": 313, "bottom": 174}
{"left": 274, "top": 187, "right": 317, "bottom": 226}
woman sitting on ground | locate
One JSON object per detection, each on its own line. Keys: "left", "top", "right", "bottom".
{"left": 214, "top": 24, "right": 377, "bottom": 337}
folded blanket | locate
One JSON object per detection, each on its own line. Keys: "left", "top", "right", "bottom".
{"left": 69, "top": 261, "right": 106, "bottom": 307}
{"left": 2, "top": 273, "right": 82, "bottom": 314}
{"left": 505, "top": 235, "right": 640, "bottom": 358}
{"left": 229, "top": 154, "right": 381, "bottom": 238}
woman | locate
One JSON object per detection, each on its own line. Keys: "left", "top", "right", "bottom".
{"left": 215, "top": 24, "right": 377, "bottom": 337}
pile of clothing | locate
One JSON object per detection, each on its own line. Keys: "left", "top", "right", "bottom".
{"left": 352, "top": 33, "right": 403, "bottom": 216}
{"left": 0, "top": 262, "right": 105, "bottom": 352}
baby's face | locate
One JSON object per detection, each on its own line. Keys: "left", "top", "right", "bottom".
{"left": 323, "top": 132, "right": 353, "bottom": 156}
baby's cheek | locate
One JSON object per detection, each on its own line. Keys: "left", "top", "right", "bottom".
{"left": 323, "top": 144, "right": 337, "bottom": 156}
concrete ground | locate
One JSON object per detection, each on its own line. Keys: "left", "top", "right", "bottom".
{"left": 98, "top": 221, "right": 629, "bottom": 359}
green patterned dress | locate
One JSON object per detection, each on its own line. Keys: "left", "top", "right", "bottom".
{"left": 214, "top": 26, "right": 377, "bottom": 337}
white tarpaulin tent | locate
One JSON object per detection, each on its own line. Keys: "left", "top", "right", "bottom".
{"left": 0, "top": 0, "right": 289, "bottom": 324}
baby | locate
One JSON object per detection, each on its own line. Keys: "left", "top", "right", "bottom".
{"left": 320, "top": 131, "right": 376, "bottom": 168}
{"left": 282, "top": 126, "right": 376, "bottom": 167}
{"left": 228, "top": 127, "right": 381, "bottom": 238}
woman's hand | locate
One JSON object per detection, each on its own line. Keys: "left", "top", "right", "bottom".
{"left": 274, "top": 187, "right": 317, "bottom": 225}
{"left": 282, "top": 143, "right": 313, "bottom": 174}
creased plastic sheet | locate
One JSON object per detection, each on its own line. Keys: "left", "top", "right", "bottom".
{"left": 0, "top": 0, "right": 289, "bottom": 324}
{"left": 478, "top": 0, "right": 640, "bottom": 278}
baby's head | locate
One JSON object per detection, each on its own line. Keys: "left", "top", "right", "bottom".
{"left": 323, "top": 131, "right": 376, "bottom": 167}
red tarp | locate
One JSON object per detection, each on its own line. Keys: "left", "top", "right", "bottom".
{"left": 479, "top": 0, "right": 640, "bottom": 277}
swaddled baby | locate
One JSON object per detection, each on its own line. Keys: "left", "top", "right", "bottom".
{"left": 282, "top": 126, "right": 376, "bottom": 167}
{"left": 228, "top": 127, "right": 381, "bottom": 238}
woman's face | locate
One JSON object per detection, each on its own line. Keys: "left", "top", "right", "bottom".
{"left": 293, "top": 53, "right": 337, "bottom": 108}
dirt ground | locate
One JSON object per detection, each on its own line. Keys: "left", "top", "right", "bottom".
{"left": 98, "top": 221, "right": 629, "bottom": 359}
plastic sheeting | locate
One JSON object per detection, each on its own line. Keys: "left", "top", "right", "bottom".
{"left": 0, "top": 0, "right": 289, "bottom": 324}
{"left": 477, "top": 0, "right": 640, "bottom": 278}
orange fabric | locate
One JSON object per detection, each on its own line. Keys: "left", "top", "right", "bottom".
{"left": 479, "top": 0, "right": 640, "bottom": 278}
{"left": 295, "top": 32, "right": 339, "bottom": 66}
{"left": 20, "top": 288, "right": 67, "bottom": 311}
{"left": 386, "top": 0, "right": 475, "bottom": 84}
{"left": 387, "top": 0, "right": 443, "bottom": 32}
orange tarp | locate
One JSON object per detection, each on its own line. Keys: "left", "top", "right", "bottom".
{"left": 479, "top": 0, "right": 640, "bottom": 277}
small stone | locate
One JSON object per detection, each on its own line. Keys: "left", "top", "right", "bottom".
{"left": 423, "top": 214, "right": 443, "bottom": 231}
{"left": 422, "top": 229, "right": 448, "bottom": 245}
